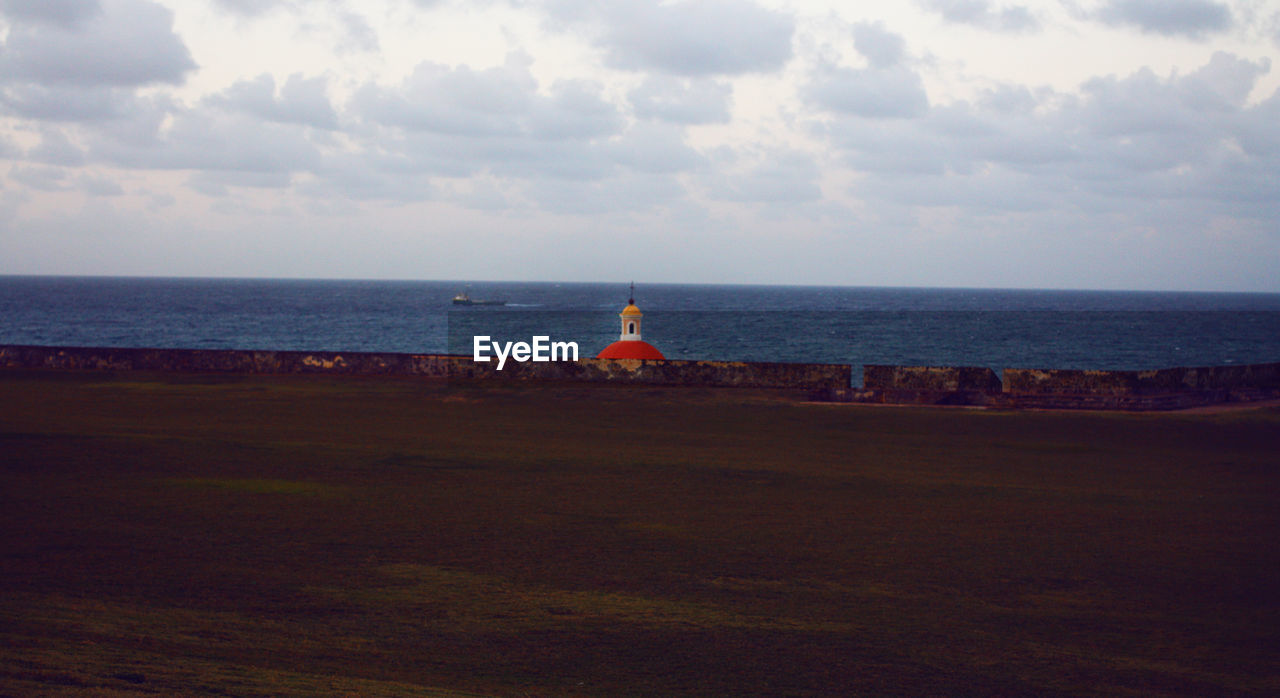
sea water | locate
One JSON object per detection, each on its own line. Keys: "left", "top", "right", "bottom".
{"left": 2, "top": 276, "right": 1278, "bottom": 385}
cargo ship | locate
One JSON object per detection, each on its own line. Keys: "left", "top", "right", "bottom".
{"left": 452, "top": 292, "right": 506, "bottom": 306}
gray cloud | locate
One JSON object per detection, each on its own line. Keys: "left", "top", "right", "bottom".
{"left": 0, "top": 133, "right": 18, "bottom": 159}
{"left": 1075, "top": 53, "right": 1269, "bottom": 144}
{"left": 822, "top": 117, "right": 954, "bottom": 176}
{"left": 208, "top": 0, "right": 377, "bottom": 53}
{"left": 300, "top": 152, "right": 437, "bottom": 202}
{"left": 853, "top": 22, "right": 907, "bottom": 69}
{"left": 606, "top": 123, "right": 705, "bottom": 174}
{"left": 29, "top": 128, "right": 88, "bottom": 166}
{"left": 349, "top": 55, "right": 633, "bottom": 183}
{"left": 629, "top": 76, "right": 733, "bottom": 124}
{"left": 806, "top": 24, "right": 928, "bottom": 119}
{"left": 551, "top": 0, "right": 794, "bottom": 75}
{"left": 188, "top": 170, "right": 295, "bottom": 197}
{"left": 355, "top": 56, "right": 546, "bottom": 137}
{"left": 207, "top": 74, "right": 340, "bottom": 130}
{"left": 340, "top": 127, "right": 613, "bottom": 183}
{"left": 467, "top": 136, "right": 615, "bottom": 181}
{"left": 78, "top": 174, "right": 124, "bottom": 196}
{"left": 446, "top": 178, "right": 517, "bottom": 211}
{"left": 918, "top": 0, "right": 1039, "bottom": 32}
{"left": 816, "top": 51, "right": 1280, "bottom": 228}
{"left": 1095, "top": 0, "right": 1232, "bottom": 38}
{"left": 211, "top": 0, "right": 289, "bottom": 17}
{"left": 527, "top": 80, "right": 626, "bottom": 140}
{"left": 1234, "top": 88, "right": 1280, "bottom": 157}
{"left": 0, "top": 0, "right": 102, "bottom": 27}
{"left": 523, "top": 173, "right": 688, "bottom": 215}
{"left": 90, "top": 110, "right": 323, "bottom": 176}
{"left": 335, "top": 10, "right": 379, "bottom": 53}
{"left": 806, "top": 63, "right": 930, "bottom": 119}
{"left": 323, "top": 59, "right": 710, "bottom": 203}
{"left": 704, "top": 151, "right": 823, "bottom": 203}
{"left": 9, "top": 165, "right": 70, "bottom": 192}
{"left": 89, "top": 94, "right": 173, "bottom": 149}
{"left": 0, "top": 0, "right": 195, "bottom": 88}
{"left": 0, "top": 84, "right": 139, "bottom": 122}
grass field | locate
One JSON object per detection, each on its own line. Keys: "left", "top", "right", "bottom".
{"left": 1, "top": 368, "right": 1277, "bottom": 696}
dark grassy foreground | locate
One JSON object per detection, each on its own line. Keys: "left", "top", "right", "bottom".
{"left": 1, "top": 369, "right": 1277, "bottom": 697}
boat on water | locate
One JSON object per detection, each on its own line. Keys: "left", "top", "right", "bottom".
{"left": 452, "top": 292, "right": 506, "bottom": 306}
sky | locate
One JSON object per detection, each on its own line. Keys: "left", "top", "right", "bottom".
{"left": 1, "top": 0, "right": 1279, "bottom": 291}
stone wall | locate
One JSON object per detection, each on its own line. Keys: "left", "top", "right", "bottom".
{"left": 1003, "top": 363, "right": 1280, "bottom": 395}
{"left": 0, "top": 344, "right": 460, "bottom": 376}
{"left": 466, "top": 354, "right": 852, "bottom": 393}
{"left": 860, "top": 360, "right": 1280, "bottom": 409}
{"left": 3, "top": 344, "right": 1276, "bottom": 410}
{"left": 862, "top": 365, "right": 1003, "bottom": 405}
{"left": 0, "top": 345, "right": 851, "bottom": 396}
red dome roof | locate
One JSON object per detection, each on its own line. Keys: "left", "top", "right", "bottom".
{"left": 596, "top": 340, "right": 665, "bottom": 360}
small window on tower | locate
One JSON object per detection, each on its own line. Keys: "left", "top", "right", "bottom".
{"left": 628, "top": 322, "right": 636, "bottom": 335}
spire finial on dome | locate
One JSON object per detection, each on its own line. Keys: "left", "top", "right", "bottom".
{"left": 628, "top": 280, "right": 634, "bottom": 305}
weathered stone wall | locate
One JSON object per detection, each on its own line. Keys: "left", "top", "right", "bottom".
{"left": 1003, "top": 363, "right": 1280, "bottom": 396}
{"left": 1177, "top": 362, "right": 1280, "bottom": 391}
{"left": 861, "top": 365, "right": 1003, "bottom": 405}
{"left": 864, "top": 365, "right": 1002, "bottom": 392}
{"left": 1003, "top": 368, "right": 1164, "bottom": 396}
{"left": 856, "top": 361, "right": 1280, "bottom": 409}
{"left": 467, "top": 355, "right": 852, "bottom": 392}
{"left": 0, "top": 345, "right": 851, "bottom": 395}
{"left": 0, "top": 344, "right": 461, "bottom": 376}
{"left": 3, "top": 344, "right": 1276, "bottom": 410}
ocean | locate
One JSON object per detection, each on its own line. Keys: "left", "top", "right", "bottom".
{"left": 3, "top": 276, "right": 1279, "bottom": 385}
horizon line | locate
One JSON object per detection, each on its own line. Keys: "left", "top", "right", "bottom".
{"left": 0, "top": 272, "right": 1278, "bottom": 296}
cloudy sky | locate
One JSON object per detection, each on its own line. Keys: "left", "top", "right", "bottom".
{"left": 2, "top": 0, "right": 1279, "bottom": 291}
